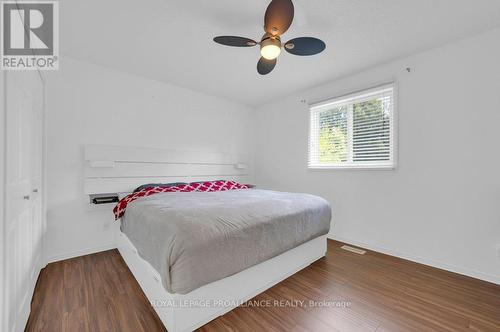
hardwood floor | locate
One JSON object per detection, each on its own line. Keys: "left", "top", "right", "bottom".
{"left": 26, "top": 240, "right": 500, "bottom": 332}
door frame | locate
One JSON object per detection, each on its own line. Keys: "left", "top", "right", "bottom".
{"left": 38, "top": 71, "right": 47, "bottom": 270}
{"left": 1, "top": 67, "right": 6, "bottom": 332}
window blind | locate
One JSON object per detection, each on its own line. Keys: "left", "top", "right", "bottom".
{"left": 308, "top": 83, "right": 395, "bottom": 169}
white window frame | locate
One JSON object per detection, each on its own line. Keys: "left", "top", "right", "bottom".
{"left": 308, "top": 82, "right": 398, "bottom": 170}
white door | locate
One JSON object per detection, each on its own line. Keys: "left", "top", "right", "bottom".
{"left": 4, "top": 71, "right": 44, "bottom": 332}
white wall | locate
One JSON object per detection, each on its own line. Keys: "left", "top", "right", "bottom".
{"left": 255, "top": 28, "right": 500, "bottom": 284}
{"left": 45, "top": 57, "right": 255, "bottom": 262}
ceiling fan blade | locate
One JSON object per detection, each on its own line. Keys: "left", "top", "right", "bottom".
{"left": 284, "top": 37, "right": 326, "bottom": 56}
{"left": 257, "top": 57, "right": 277, "bottom": 75}
{"left": 264, "top": 0, "right": 294, "bottom": 36}
{"left": 213, "top": 36, "right": 258, "bottom": 47}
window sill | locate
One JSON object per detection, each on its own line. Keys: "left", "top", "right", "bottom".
{"left": 308, "top": 164, "right": 396, "bottom": 170}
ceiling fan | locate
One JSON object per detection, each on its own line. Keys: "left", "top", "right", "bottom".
{"left": 213, "top": 0, "right": 326, "bottom": 75}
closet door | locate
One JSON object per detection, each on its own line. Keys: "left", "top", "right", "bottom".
{"left": 4, "top": 71, "right": 44, "bottom": 332}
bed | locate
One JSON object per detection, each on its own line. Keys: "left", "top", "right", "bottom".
{"left": 120, "top": 187, "right": 331, "bottom": 295}
{"left": 84, "top": 145, "right": 331, "bottom": 332}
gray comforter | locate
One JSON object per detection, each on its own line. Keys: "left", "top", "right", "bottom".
{"left": 120, "top": 189, "right": 331, "bottom": 294}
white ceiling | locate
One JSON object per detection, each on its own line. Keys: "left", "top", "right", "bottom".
{"left": 60, "top": 0, "right": 500, "bottom": 107}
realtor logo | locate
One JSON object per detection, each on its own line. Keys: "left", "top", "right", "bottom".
{"left": 1, "top": 1, "right": 59, "bottom": 70}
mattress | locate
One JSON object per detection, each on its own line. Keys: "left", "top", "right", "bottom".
{"left": 120, "top": 189, "right": 331, "bottom": 294}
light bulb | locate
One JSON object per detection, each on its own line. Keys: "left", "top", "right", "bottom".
{"left": 261, "top": 44, "right": 281, "bottom": 60}
{"left": 260, "top": 36, "right": 282, "bottom": 60}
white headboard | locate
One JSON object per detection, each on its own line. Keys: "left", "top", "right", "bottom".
{"left": 83, "top": 144, "right": 252, "bottom": 195}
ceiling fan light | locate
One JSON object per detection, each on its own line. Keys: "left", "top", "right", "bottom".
{"left": 260, "top": 37, "right": 281, "bottom": 60}
{"left": 261, "top": 44, "right": 281, "bottom": 60}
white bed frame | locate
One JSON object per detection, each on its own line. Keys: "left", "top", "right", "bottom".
{"left": 118, "top": 233, "right": 326, "bottom": 332}
{"left": 84, "top": 144, "right": 327, "bottom": 332}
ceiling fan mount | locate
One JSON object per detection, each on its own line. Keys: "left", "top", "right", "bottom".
{"left": 213, "top": 0, "right": 326, "bottom": 75}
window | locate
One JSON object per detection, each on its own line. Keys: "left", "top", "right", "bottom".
{"left": 308, "top": 83, "right": 396, "bottom": 169}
